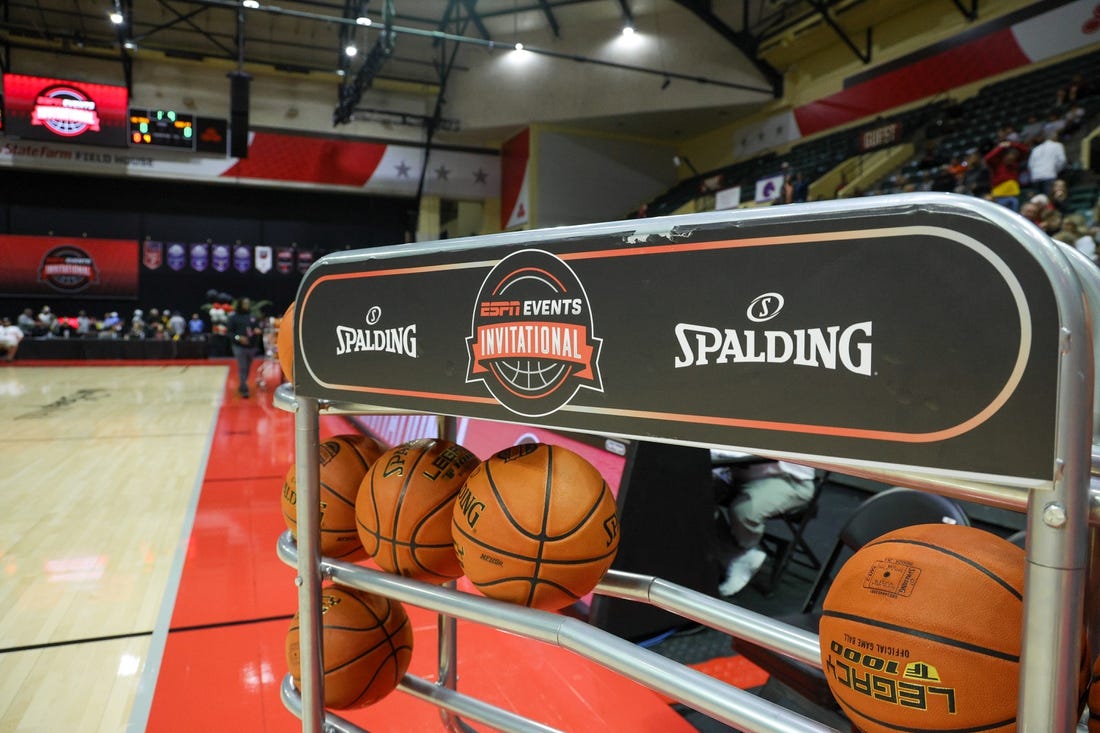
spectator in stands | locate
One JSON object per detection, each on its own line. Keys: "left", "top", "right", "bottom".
{"left": 0, "top": 316, "right": 24, "bottom": 361}
{"left": 931, "top": 164, "right": 957, "bottom": 192}
{"left": 1042, "top": 110, "right": 1067, "bottom": 141}
{"left": 101, "top": 311, "right": 122, "bottom": 338}
{"left": 1041, "top": 207, "right": 1064, "bottom": 237}
{"left": 1050, "top": 179, "right": 1071, "bottom": 213}
{"left": 790, "top": 172, "right": 809, "bottom": 203}
{"left": 1020, "top": 199, "right": 1044, "bottom": 228}
{"left": 1019, "top": 114, "right": 1046, "bottom": 146}
{"left": 1057, "top": 73, "right": 1091, "bottom": 109}
{"left": 954, "top": 150, "right": 981, "bottom": 196}
{"left": 984, "top": 140, "right": 1029, "bottom": 211}
{"left": 1027, "top": 132, "right": 1067, "bottom": 197}
{"left": 17, "top": 308, "right": 38, "bottom": 337}
{"left": 167, "top": 311, "right": 186, "bottom": 340}
{"left": 1060, "top": 213, "right": 1097, "bottom": 263}
{"left": 37, "top": 306, "right": 56, "bottom": 336}
{"left": 188, "top": 313, "right": 205, "bottom": 339}
{"left": 76, "top": 310, "right": 93, "bottom": 337}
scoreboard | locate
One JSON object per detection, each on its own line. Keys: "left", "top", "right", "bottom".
{"left": 129, "top": 108, "right": 194, "bottom": 149}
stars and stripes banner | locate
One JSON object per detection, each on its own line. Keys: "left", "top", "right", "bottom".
{"left": 0, "top": 129, "right": 501, "bottom": 200}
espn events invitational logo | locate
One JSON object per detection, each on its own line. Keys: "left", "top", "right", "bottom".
{"left": 32, "top": 84, "right": 101, "bottom": 138}
{"left": 38, "top": 245, "right": 99, "bottom": 292}
{"left": 466, "top": 249, "right": 603, "bottom": 416}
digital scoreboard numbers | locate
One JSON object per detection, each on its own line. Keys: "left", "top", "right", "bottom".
{"left": 129, "top": 108, "right": 194, "bottom": 149}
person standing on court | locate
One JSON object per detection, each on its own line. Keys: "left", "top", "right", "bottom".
{"left": 226, "top": 297, "right": 262, "bottom": 398}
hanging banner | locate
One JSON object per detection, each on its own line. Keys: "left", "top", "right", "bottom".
{"left": 189, "top": 242, "right": 209, "bottom": 272}
{"left": 297, "top": 250, "right": 314, "bottom": 274}
{"left": 255, "top": 245, "right": 273, "bottom": 274}
{"left": 277, "top": 247, "right": 295, "bottom": 275}
{"left": 212, "top": 243, "right": 231, "bottom": 273}
{"left": 166, "top": 242, "right": 186, "bottom": 271}
{"left": 143, "top": 240, "right": 163, "bottom": 270}
{"left": 501, "top": 128, "right": 530, "bottom": 230}
{"left": 233, "top": 244, "right": 252, "bottom": 273}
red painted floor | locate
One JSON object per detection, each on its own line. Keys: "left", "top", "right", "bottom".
{"left": 143, "top": 363, "right": 729, "bottom": 732}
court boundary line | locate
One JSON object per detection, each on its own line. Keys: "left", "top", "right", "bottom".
{"left": 126, "top": 364, "right": 228, "bottom": 733}
{"left": 0, "top": 630, "right": 153, "bottom": 655}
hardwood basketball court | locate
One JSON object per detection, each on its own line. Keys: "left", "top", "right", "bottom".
{"left": 0, "top": 361, "right": 708, "bottom": 732}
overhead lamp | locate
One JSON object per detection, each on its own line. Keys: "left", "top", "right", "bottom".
{"left": 514, "top": 42, "right": 524, "bottom": 51}
{"left": 109, "top": 11, "right": 124, "bottom": 24}
{"left": 242, "top": 0, "right": 259, "bottom": 8}
{"left": 355, "top": 16, "right": 372, "bottom": 26}
{"left": 345, "top": 45, "right": 358, "bottom": 58}
{"left": 123, "top": 40, "right": 136, "bottom": 50}
{"left": 621, "top": 24, "right": 635, "bottom": 36}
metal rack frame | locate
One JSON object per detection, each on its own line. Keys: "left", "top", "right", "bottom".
{"left": 275, "top": 194, "right": 1100, "bottom": 733}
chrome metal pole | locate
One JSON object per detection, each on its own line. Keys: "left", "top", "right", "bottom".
{"left": 1018, "top": 323, "right": 1092, "bottom": 726}
{"left": 294, "top": 395, "right": 324, "bottom": 733}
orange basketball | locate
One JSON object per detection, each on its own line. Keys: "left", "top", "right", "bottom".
{"left": 451, "top": 443, "right": 620, "bottom": 611}
{"left": 819, "top": 523, "right": 1026, "bottom": 733}
{"left": 355, "top": 438, "right": 479, "bottom": 583}
{"left": 276, "top": 300, "right": 295, "bottom": 381}
{"left": 286, "top": 585, "right": 413, "bottom": 709}
{"left": 282, "top": 433, "right": 386, "bottom": 560}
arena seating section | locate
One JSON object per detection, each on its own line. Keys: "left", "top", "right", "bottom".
{"left": 636, "top": 49, "right": 1100, "bottom": 219}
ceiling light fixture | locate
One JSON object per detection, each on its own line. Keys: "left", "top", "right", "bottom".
{"left": 242, "top": 0, "right": 259, "bottom": 8}
{"left": 514, "top": 42, "right": 524, "bottom": 51}
{"left": 345, "top": 45, "right": 358, "bottom": 57}
{"left": 355, "top": 16, "right": 371, "bottom": 26}
{"left": 621, "top": 25, "right": 635, "bottom": 36}
{"left": 109, "top": 11, "right": 124, "bottom": 24}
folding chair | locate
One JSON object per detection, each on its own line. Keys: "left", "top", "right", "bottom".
{"left": 800, "top": 486, "right": 971, "bottom": 613}
{"left": 755, "top": 470, "right": 829, "bottom": 595}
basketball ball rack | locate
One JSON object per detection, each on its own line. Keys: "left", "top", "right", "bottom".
{"left": 274, "top": 193, "right": 1100, "bottom": 733}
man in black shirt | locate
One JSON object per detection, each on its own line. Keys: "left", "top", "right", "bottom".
{"left": 226, "top": 297, "right": 261, "bottom": 398}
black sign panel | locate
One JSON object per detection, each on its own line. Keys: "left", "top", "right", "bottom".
{"left": 129, "top": 108, "right": 195, "bottom": 149}
{"left": 294, "top": 196, "right": 1064, "bottom": 486}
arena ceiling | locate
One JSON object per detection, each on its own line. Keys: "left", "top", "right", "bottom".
{"left": 0, "top": 0, "right": 969, "bottom": 141}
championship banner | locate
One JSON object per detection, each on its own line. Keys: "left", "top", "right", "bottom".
{"left": 0, "top": 234, "right": 137, "bottom": 297}
{"left": 189, "top": 242, "right": 209, "bottom": 272}
{"left": 255, "top": 245, "right": 273, "bottom": 274}
{"left": 167, "top": 242, "right": 187, "bottom": 271}
{"left": 297, "top": 250, "right": 314, "bottom": 274}
{"left": 212, "top": 243, "right": 231, "bottom": 273}
{"left": 233, "top": 244, "right": 252, "bottom": 273}
{"left": 143, "top": 240, "right": 163, "bottom": 270}
{"left": 277, "top": 247, "right": 295, "bottom": 274}
{"left": 294, "top": 195, "right": 1069, "bottom": 488}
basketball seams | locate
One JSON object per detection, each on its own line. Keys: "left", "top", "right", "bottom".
{"left": 482, "top": 455, "right": 545, "bottom": 541}
{"left": 390, "top": 443, "right": 433, "bottom": 575}
{"left": 822, "top": 610, "right": 1019, "bottom": 662}
{"left": 527, "top": 446, "right": 555, "bottom": 607}
{"left": 451, "top": 520, "right": 617, "bottom": 564}
{"left": 865, "top": 536, "right": 1023, "bottom": 601}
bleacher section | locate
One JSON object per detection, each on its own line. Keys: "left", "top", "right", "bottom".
{"left": 638, "top": 48, "right": 1099, "bottom": 221}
